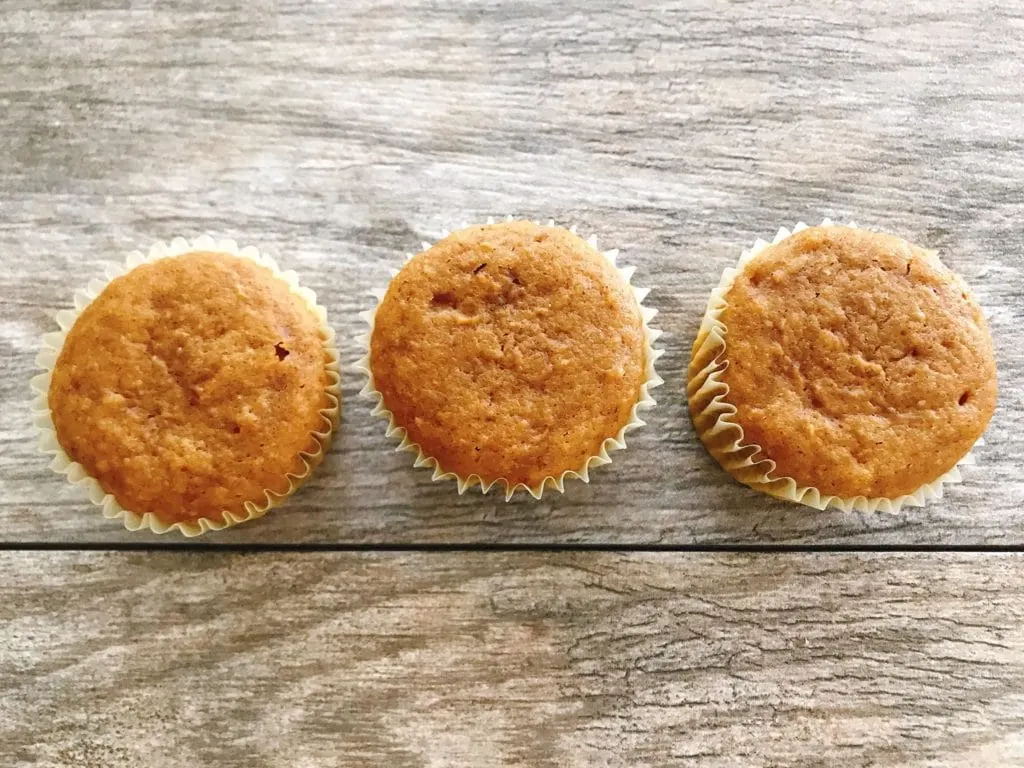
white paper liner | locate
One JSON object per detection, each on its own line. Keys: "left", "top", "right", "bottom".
{"left": 30, "top": 235, "right": 342, "bottom": 536}
{"left": 355, "top": 217, "right": 664, "bottom": 501}
{"left": 687, "top": 219, "right": 985, "bottom": 513}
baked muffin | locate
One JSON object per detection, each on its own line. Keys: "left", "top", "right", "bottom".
{"left": 688, "top": 222, "right": 997, "bottom": 511}
{"left": 33, "top": 236, "right": 340, "bottom": 535}
{"left": 360, "top": 220, "right": 661, "bottom": 499}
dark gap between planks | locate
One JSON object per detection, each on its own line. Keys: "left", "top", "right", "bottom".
{"left": 0, "top": 542, "right": 1021, "bottom": 553}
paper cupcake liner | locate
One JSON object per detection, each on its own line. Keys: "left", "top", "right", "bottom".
{"left": 356, "top": 217, "right": 664, "bottom": 501}
{"left": 30, "top": 235, "right": 342, "bottom": 536}
{"left": 687, "top": 219, "right": 983, "bottom": 513}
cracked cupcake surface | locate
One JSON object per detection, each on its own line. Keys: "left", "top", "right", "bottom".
{"left": 48, "top": 251, "right": 336, "bottom": 526}
{"left": 695, "top": 225, "right": 997, "bottom": 500}
{"left": 369, "top": 220, "right": 648, "bottom": 490}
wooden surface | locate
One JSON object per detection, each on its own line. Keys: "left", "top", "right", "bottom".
{"left": 2, "top": 3, "right": 1023, "bottom": 763}
{"left": 1, "top": 551, "right": 1023, "bottom": 767}
{"left": 0, "top": 0, "right": 1021, "bottom": 544}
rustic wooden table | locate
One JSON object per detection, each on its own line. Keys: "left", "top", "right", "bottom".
{"left": 2, "top": 1, "right": 1022, "bottom": 765}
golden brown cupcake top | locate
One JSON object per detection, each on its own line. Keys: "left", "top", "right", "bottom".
{"left": 49, "top": 252, "right": 333, "bottom": 525}
{"left": 718, "top": 225, "right": 997, "bottom": 499}
{"left": 370, "top": 220, "right": 647, "bottom": 488}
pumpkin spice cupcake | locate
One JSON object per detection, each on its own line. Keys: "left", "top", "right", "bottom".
{"left": 688, "top": 221, "right": 997, "bottom": 512}
{"left": 358, "top": 219, "right": 662, "bottom": 499}
{"left": 31, "top": 236, "right": 340, "bottom": 536}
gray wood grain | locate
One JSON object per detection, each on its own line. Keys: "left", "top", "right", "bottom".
{"left": 0, "top": 551, "right": 1021, "bottom": 767}
{"left": 1, "top": 0, "right": 1022, "bottom": 542}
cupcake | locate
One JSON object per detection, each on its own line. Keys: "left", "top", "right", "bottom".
{"left": 358, "top": 219, "right": 662, "bottom": 499}
{"left": 688, "top": 222, "right": 997, "bottom": 512}
{"left": 31, "top": 236, "right": 341, "bottom": 536}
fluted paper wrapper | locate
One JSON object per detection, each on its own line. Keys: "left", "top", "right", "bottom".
{"left": 30, "top": 235, "right": 341, "bottom": 536}
{"left": 356, "top": 218, "right": 664, "bottom": 501}
{"left": 687, "top": 219, "right": 982, "bottom": 513}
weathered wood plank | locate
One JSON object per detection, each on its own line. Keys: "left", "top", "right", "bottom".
{"left": 1, "top": 0, "right": 1021, "bottom": 542}
{"left": 1, "top": 551, "right": 1022, "bottom": 766}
